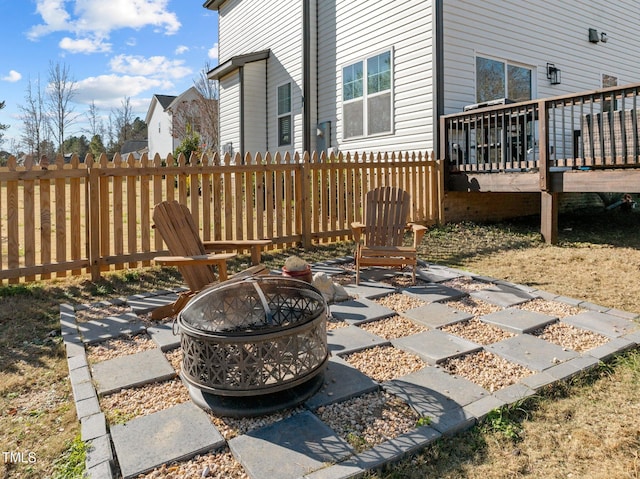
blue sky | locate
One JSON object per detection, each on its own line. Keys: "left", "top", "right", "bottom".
{"left": 0, "top": 0, "right": 219, "bottom": 151}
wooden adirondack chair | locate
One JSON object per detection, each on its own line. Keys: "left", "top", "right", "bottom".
{"left": 351, "top": 186, "right": 428, "bottom": 285}
{"left": 152, "top": 200, "right": 266, "bottom": 319}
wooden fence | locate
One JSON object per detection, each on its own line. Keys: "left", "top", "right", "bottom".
{"left": 0, "top": 150, "right": 443, "bottom": 284}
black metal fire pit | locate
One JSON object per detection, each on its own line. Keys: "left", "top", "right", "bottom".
{"left": 177, "top": 275, "right": 328, "bottom": 416}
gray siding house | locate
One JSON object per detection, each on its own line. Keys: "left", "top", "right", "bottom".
{"left": 204, "top": 0, "right": 640, "bottom": 157}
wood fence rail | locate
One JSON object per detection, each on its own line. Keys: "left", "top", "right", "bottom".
{"left": 0, "top": 150, "right": 443, "bottom": 284}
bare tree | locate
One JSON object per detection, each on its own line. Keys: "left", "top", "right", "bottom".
{"left": 47, "top": 61, "right": 78, "bottom": 154}
{"left": 19, "top": 76, "right": 48, "bottom": 160}
{"left": 85, "top": 100, "right": 104, "bottom": 138}
{"left": 111, "top": 96, "right": 134, "bottom": 144}
{"left": 193, "top": 62, "right": 219, "bottom": 156}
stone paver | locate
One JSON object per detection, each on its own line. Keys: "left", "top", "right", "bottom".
{"left": 91, "top": 348, "right": 175, "bottom": 396}
{"left": 480, "top": 308, "right": 557, "bottom": 334}
{"left": 229, "top": 411, "right": 353, "bottom": 479}
{"left": 110, "top": 402, "right": 225, "bottom": 479}
{"left": 61, "top": 261, "right": 640, "bottom": 479}
{"left": 392, "top": 329, "right": 482, "bottom": 364}
{"left": 486, "top": 334, "right": 579, "bottom": 371}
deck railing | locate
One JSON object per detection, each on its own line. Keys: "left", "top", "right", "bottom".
{"left": 442, "top": 82, "right": 640, "bottom": 175}
{"left": 0, "top": 150, "right": 443, "bottom": 284}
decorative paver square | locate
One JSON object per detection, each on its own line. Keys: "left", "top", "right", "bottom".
{"left": 92, "top": 348, "right": 176, "bottom": 396}
{"left": 392, "top": 329, "right": 482, "bottom": 364}
{"left": 327, "top": 325, "right": 390, "bottom": 356}
{"left": 76, "top": 312, "right": 146, "bottom": 344}
{"left": 147, "top": 322, "right": 181, "bottom": 351}
{"left": 111, "top": 402, "right": 224, "bottom": 479}
{"left": 470, "top": 284, "right": 536, "bottom": 308}
{"left": 228, "top": 411, "right": 353, "bottom": 479}
{"left": 417, "top": 266, "right": 463, "bottom": 283}
{"left": 403, "top": 302, "right": 473, "bottom": 329}
{"left": 564, "top": 311, "right": 639, "bottom": 338}
{"left": 480, "top": 308, "right": 557, "bottom": 334}
{"left": 402, "top": 284, "right": 466, "bottom": 303}
{"left": 342, "top": 281, "right": 397, "bottom": 299}
{"left": 329, "top": 298, "right": 395, "bottom": 324}
{"left": 126, "top": 290, "right": 183, "bottom": 315}
{"left": 486, "top": 334, "right": 579, "bottom": 371}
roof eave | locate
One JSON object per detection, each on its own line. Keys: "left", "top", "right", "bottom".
{"left": 207, "top": 49, "right": 270, "bottom": 80}
{"left": 203, "top": 0, "right": 226, "bottom": 11}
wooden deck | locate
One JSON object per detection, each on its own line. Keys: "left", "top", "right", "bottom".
{"left": 441, "top": 82, "right": 640, "bottom": 243}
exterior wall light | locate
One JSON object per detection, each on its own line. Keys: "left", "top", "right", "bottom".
{"left": 546, "top": 63, "right": 561, "bottom": 85}
{"left": 589, "top": 28, "right": 599, "bottom": 43}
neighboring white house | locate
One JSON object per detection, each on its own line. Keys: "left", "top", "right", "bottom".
{"left": 204, "top": 0, "right": 640, "bottom": 157}
{"left": 145, "top": 87, "right": 206, "bottom": 158}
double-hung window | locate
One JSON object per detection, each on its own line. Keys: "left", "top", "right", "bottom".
{"left": 343, "top": 50, "right": 392, "bottom": 139}
{"left": 476, "top": 56, "right": 532, "bottom": 103}
{"left": 277, "top": 82, "right": 292, "bottom": 146}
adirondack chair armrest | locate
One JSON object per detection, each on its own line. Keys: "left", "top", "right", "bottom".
{"left": 153, "top": 252, "right": 236, "bottom": 267}
{"left": 351, "top": 222, "right": 366, "bottom": 243}
{"left": 410, "top": 223, "right": 428, "bottom": 248}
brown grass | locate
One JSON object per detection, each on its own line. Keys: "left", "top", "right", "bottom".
{"left": 1, "top": 210, "right": 639, "bottom": 478}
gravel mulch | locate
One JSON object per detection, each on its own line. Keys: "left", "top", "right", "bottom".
{"left": 374, "top": 293, "right": 425, "bottom": 313}
{"left": 209, "top": 407, "right": 304, "bottom": 441}
{"left": 440, "top": 318, "right": 515, "bottom": 345}
{"left": 441, "top": 350, "right": 534, "bottom": 392}
{"left": 342, "top": 345, "right": 425, "bottom": 382}
{"left": 442, "top": 277, "right": 493, "bottom": 293}
{"left": 315, "top": 390, "right": 421, "bottom": 453}
{"left": 444, "top": 296, "right": 502, "bottom": 317}
{"left": 75, "top": 303, "right": 131, "bottom": 322}
{"left": 86, "top": 333, "right": 156, "bottom": 363}
{"left": 516, "top": 298, "right": 584, "bottom": 318}
{"left": 531, "top": 321, "right": 610, "bottom": 352}
{"left": 137, "top": 448, "right": 247, "bottom": 479}
{"left": 358, "top": 315, "right": 427, "bottom": 339}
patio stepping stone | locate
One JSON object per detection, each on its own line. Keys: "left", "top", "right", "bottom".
{"left": 92, "top": 348, "right": 175, "bottom": 396}
{"left": 228, "top": 410, "right": 354, "bottom": 479}
{"left": 147, "top": 322, "right": 181, "bottom": 351}
{"left": 470, "top": 284, "right": 536, "bottom": 308}
{"left": 111, "top": 401, "right": 224, "bottom": 479}
{"left": 417, "top": 265, "right": 464, "bottom": 283}
{"left": 329, "top": 298, "right": 395, "bottom": 324}
{"left": 76, "top": 312, "right": 146, "bottom": 344}
{"left": 486, "top": 334, "right": 579, "bottom": 372}
{"left": 305, "top": 356, "right": 379, "bottom": 410}
{"left": 403, "top": 302, "right": 473, "bottom": 329}
{"left": 480, "top": 308, "right": 557, "bottom": 334}
{"left": 402, "top": 284, "right": 466, "bottom": 303}
{"left": 342, "top": 280, "right": 397, "bottom": 299}
{"left": 563, "top": 311, "right": 639, "bottom": 338}
{"left": 327, "top": 324, "right": 390, "bottom": 356}
{"left": 126, "top": 290, "right": 183, "bottom": 315}
{"left": 392, "top": 329, "right": 482, "bottom": 364}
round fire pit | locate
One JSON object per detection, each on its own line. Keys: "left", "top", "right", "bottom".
{"left": 177, "top": 275, "right": 328, "bottom": 416}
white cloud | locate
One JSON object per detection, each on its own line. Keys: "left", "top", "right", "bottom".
{"left": 175, "top": 45, "right": 189, "bottom": 55}
{"left": 75, "top": 74, "right": 173, "bottom": 108}
{"left": 110, "top": 54, "right": 192, "bottom": 80}
{"left": 28, "top": 0, "right": 181, "bottom": 53}
{"left": 2, "top": 70, "right": 22, "bottom": 82}
{"left": 208, "top": 42, "right": 219, "bottom": 61}
{"left": 59, "top": 36, "right": 111, "bottom": 54}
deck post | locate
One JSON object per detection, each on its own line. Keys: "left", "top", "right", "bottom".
{"left": 541, "top": 191, "right": 558, "bottom": 244}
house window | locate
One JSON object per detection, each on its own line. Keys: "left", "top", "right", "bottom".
{"left": 277, "top": 82, "right": 292, "bottom": 146}
{"left": 476, "top": 56, "right": 532, "bottom": 103}
{"left": 342, "top": 50, "right": 392, "bottom": 139}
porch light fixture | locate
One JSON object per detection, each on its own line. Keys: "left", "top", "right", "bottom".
{"left": 546, "top": 63, "right": 561, "bottom": 85}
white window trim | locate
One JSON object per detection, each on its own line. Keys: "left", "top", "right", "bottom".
{"left": 474, "top": 54, "right": 536, "bottom": 102}
{"left": 276, "top": 81, "right": 292, "bottom": 147}
{"left": 341, "top": 48, "right": 394, "bottom": 141}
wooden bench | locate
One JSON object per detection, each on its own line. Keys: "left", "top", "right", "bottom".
{"left": 203, "top": 239, "right": 272, "bottom": 265}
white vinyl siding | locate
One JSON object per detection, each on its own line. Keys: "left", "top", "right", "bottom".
{"left": 317, "top": 0, "right": 434, "bottom": 153}
{"left": 218, "top": 0, "right": 303, "bottom": 154}
{"left": 218, "top": 72, "right": 241, "bottom": 158}
{"left": 147, "top": 102, "right": 175, "bottom": 159}
{"left": 244, "top": 61, "right": 267, "bottom": 154}
{"left": 442, "top": 0, "right": 640, "bottom": 116}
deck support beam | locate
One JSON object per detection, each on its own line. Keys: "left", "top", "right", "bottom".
{"left": 541, "top": 191, "right": 558, "bottom": 244}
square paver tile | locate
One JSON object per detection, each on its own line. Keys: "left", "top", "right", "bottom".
{"left": 147, "top": 322, "right": 181, "bottom": 351}
{"left": 470, "top": 284, "right": 535, "bottom": 308}
{"left": 403, "top": 302, "right": 473, "bottom": 329}
{"left": 564, "top": 311, "right": 639, "bottom": 338}
{"left": 392, "top": 329, "right": 482, "bottom": 364}
{"left": 76, "top": 312, "right": 146, "bottom": 344}
{"left": 111, "top": 402, "right": 224, "bottom": 479}
{"left": 486, "top": 334, "right": 579, "bottom": 372}
{"left": 92, "top": 348, "right": 176, "bottom": 396}
{"left": 229, "top": 410, "right": 353, "bottom": 479}
{"left": 342, "top": 281, "right": 397, "bottom": 299}
{"left": 402, "top": 284, "right": 466, "bottom": 303}
{"left": 480, "top": 308, "right": 557, "bottom": 334}
{"left": 328, "top": 325, "right": 390, "bottom": 356}
{"left": 329, "top": 298, "right": 395, "bottom": 324}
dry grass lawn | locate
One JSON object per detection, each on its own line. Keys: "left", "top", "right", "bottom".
{"left": 1, "top": 209, "right": 639, "bottom": 478}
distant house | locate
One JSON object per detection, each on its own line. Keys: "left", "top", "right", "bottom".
{"left": 120, "top": 140, "right": 148, "bottom": 160}
{"left": 146, "top": 87, "right": 218, "bottom": 159}
{"left": 204, "top": 0, "right": 640, "bottom": 157}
